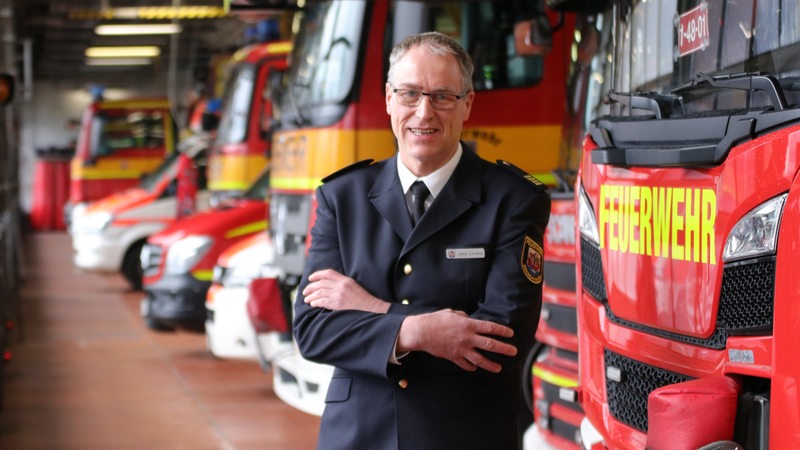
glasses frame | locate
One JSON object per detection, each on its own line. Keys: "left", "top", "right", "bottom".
{"left": 390, "top": 85, "right": 469, "bottom": 110}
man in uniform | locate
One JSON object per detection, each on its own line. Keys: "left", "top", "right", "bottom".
{"left": 293, "top": 31, "right": 550, "bottom": 450}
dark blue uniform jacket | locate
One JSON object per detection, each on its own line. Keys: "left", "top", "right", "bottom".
{"left": 294, "top": 149, "right": 551, "bottom": 450}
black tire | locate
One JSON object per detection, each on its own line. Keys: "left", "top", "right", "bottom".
{"left": 121, "top": 239, "right": 145, "bottom": 291}
{"left": 522, "top": 341, "right": 545, "bottom": 414}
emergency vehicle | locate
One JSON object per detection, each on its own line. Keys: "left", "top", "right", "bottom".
{"left": 205, "top": 232, "right": 278, "bottom": 360}
{"left": 139, "top": 168, "right": 270, "bottom": 332}
{"left": 68, "top": 97, "right": 177, "bottom": 217}
{"left": 70, "top": 133, "right": 210, "bottom": 290}
{"left": 264, "top": 0, "right": 575, "bottom": 428}
{"left": 524, "top": 5, "right": 610, "bottom": 447}
{"left": 207, "top": 40, "right": 290, "bottom": 204}
{"left": 573, "top": 1, "right": 800, "bottom": 449}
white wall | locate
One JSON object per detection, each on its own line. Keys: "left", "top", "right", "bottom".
{"left": 18, "top": 72, "right": 193, "bottom": 213}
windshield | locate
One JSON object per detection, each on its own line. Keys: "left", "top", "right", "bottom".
{"left": 283, "top": 1, "right": 366, "bottom": 118}
{"left": 242, "top": 169, "right": 270, "bottom": 200}
{"left": 595, "top": 0, "right": 800, "bottom": 117}
{"left": 91, "top": 109, "right": 166, "bottom": 157}
{"left": 216, "top": 64, "right": 257, "bottom": 144}
{"left": 140, "top": 152, "right": 180, "bottom": 192}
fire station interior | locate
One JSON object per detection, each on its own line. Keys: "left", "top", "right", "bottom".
{"left": 0, "top": 1, "right": 324, "bottom": 448}
{"left": 6, "top": 0, "right": 764, "bottom": 450}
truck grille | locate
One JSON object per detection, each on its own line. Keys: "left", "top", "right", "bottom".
{"left": 580, "top": 237, "right": 607, "bottom": 301}
{"left": 542, "top": 303, "right": 577, "bottom": 335}
{"left": 543, "top": 260, "right": 576, "bottom": 292}
{"left": 604, "top": 349, "right": 691, "bottom": 432}
{"left": 581, "top": 240, "right": 775, "bottom": 349}
{"left": 718, "top": 256, "right": 775, "bottom": 333}
{"left": 140, "top": 243, "right": 163, "bottom": 276}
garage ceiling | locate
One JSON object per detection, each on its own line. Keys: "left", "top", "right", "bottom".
{"left": 10, "top": 0, "right": 271, "bottom": 87}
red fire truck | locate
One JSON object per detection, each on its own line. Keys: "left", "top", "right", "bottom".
{"left": 69, "top": 97, "right": 176, "bottom": 212}
{"left": 207, "top": 39, "right": 290, "bottom": 204}
{"left": 573, "top": 0, "right": 800, "bottom": 449}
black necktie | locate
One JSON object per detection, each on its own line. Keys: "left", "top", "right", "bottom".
{"left": 409, "top": 180, "right": 430, "bottom": 226}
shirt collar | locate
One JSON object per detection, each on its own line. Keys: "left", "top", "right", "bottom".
{"left": 397, "top": 143, "right": 463, "bottom": 198}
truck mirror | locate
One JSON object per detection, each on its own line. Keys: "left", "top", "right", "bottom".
{"left": 514, "top": 15, "right": 553, "bottom": 56}
{"left": 0, "top": 73, "right": 15, "bottom": 106}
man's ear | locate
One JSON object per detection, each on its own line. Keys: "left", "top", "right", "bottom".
{"left": 385, "top": 83, "right": 393, "bottom": 115}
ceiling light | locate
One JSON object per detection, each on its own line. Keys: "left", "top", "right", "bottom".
{"left": 69, "top": 6, "right": 227, "bottom": 20}
{"left": 95, "top": 24, "right": 183, "bottom": 36}
{"left": 85, "top": 57, "right": 153, "bottom": 66}
{"left": 85, "top": 46, "right": 161, "bottom": 58}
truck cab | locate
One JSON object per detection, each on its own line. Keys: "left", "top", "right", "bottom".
{"left": 574, "top": 1, "right": 800, "bottom": 449}
{"left": 207, "top": 40, "right": 290, "bottom": 205}
{"left": 68, "top": 97, "right": 177, "bottom": 217}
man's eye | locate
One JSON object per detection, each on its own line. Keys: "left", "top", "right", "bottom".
{"left": 403, "top": 90, "right": 421, "bottom": 98}
{"left": 432, "top": 94, "right": 448, "bottom": 102}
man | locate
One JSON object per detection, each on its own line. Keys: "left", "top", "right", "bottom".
{"left": 293, "top": 31, "right": 550, "bottom": 450}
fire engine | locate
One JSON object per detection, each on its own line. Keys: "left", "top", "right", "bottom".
{"left": 262, "top": 0, "right": 575, "bottom": 433}
{"left": 70, "top": 133, "right": 211, "bottom": 290}
{"left": 573, "top": 1, "right": 800, "bottom": 449}
{"left": 68, "top": 97, "right": 177, "bottom": 217}
{"left": 139, "top": 168, "right": 269, "bottom": 332}
{"left": 207, "top": 39, "right": 290, "bottom": 204}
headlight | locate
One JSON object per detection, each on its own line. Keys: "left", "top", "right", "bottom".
{"left": 86, "top": 211, "right": 113, "bottom": 233}
{"left": 723, "top": 193, "right": 786, "bottom": 262}
{"left": 578, "top": 184, "right": 600, "bottom": 244}
{"left": 164, "top": 235, "right": 213, "bottom": 275}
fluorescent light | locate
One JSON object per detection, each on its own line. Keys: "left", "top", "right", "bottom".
{"left": 85, "top": 46, "right": 161, "bottom": 58}
{"left": 95, "top": 24, "right": 182, "bottom": 35}
{"left": 85, "top": 57, "right": 153, "bottom": 66}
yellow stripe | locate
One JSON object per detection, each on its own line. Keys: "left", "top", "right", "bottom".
{"left": 71, "top": 157, "right": 164, "bottom": 180}
{"left": 208, "top": 153, "right": 268, "bottom": 192}
{"left": 266, "top": 42, "right": 292, "bottom": 54}
{"left": 532, "top": 365, "right": 579, "bottom": 389}
{"left": 271, "top": 125, "right": 563, "bottom": 191}
{"left": 224, "top": 220, "right": 267, "bottom": 239}
{"left": 191, "top": 269, "right": 214, "bottom": 281}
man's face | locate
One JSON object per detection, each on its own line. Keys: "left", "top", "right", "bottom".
{"left": 386, "top": 45, "right": 474, "bottom": 176}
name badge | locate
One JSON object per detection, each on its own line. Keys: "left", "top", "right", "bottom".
{"left": 446, "top": 248, "right": 485, "bottom": 259}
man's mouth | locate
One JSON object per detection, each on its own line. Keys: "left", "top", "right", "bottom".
{"left": 410, "top": 128, "right": 436, "bottom": 136}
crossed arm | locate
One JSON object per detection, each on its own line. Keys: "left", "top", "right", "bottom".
{"left": 302, "top": 268, "right": 517, "bottom": 373}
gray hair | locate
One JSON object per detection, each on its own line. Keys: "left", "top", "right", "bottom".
{"left": 387, "top": 31, "right": 474, "bottom": 93}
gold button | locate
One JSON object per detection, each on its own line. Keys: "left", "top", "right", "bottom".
{"left": 403, "top": 264, "right": 413, "bottom": 275}
{"left": 401, "top": 299, "right": 410, "bottom": 305}
{"left": 398, "top": 379, "right": 409, "bottom": 389}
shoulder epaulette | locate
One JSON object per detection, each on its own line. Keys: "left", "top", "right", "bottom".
{"left": 496, "top": 160, "right": 547, "bottom": 191}
{"left": 322, "top": 159, "right": 374, "bottom": 183}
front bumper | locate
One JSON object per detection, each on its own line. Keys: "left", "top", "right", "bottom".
{"left": 142, "top": 273, "right": 210, "bottom": 332}
{"left": 72, "top": 233, "right": 125, "bottom": 272}
{"left": 205, "top": 285, "right": 258, "bottom": 360}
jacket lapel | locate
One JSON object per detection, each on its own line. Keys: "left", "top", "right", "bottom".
{"left": 403, "top": 151, "right": 482, "bottom": 253}
{"left": 369, "top": 156, "right": 414, "bottom": 239}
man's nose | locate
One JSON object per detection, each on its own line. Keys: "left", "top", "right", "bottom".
{"left": 415, "top": 95, "right": 436, "bottom": 118}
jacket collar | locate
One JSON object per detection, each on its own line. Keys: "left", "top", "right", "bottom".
{"left": 369, "top": 149, "right": 482, "bottom": 253}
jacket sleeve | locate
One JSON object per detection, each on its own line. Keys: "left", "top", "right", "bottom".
{"left": 470, "top": 187, "right": 550, "bottom": 368}
{"left": 292, "top": 186, "right": 406, "bottom": 379}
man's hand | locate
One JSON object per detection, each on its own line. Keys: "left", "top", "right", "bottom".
{"left": 302, "top": 269, "right": 390, "bottom": 314}
{"left": 396, "top": 309, "right": 517, "bottom": 373}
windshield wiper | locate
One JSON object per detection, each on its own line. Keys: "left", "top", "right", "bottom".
{"left": 673, "top": 72, "right": 789, "bottom": 111}
{"left": 606, "top": 91, "right": 683, "bottom": 119}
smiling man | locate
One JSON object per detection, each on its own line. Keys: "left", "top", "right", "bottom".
{"left": 293, "top": 31, "right": 551, "bottom": 450}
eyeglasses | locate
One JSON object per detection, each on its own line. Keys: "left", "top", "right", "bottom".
{"left": 391, "top": 87, "right": 468, "bottom": 110}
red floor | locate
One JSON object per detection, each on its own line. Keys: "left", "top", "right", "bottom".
{"left": 0, "top": 232, "right": 321, "bottom": 449}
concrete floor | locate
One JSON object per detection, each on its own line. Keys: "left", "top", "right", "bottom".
{"left": 0, "top": 232, "right": 321, "bottom": 450}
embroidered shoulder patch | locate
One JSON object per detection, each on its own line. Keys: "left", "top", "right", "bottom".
{"left": 521, "top": 235, "right": 543, "bottom": 284}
